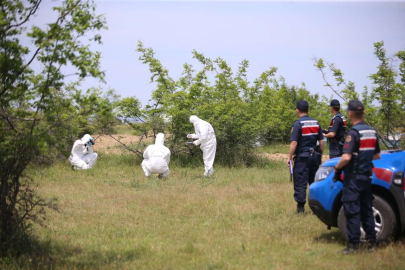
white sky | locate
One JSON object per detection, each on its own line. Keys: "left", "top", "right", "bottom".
{"left": 24, "top": 1, "right": 405, "bottom": 106}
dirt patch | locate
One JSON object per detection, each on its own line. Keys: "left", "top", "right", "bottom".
{"left": 92, "top": 134, "right": 153, "bottom": 154}
{"left": 260, "top": 153, "right": 330, "bottom": 162}
{"left": 260, "top": 153, "right": 289, "bottom": 161}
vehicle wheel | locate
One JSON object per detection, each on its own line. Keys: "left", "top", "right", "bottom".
{"left": 337, "top": 195, "right": 397, "bottom": 242}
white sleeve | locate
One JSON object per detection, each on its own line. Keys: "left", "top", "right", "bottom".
{"left": 143, "top": 146, "right": 151, "bottom": 159}
{"left": 87, "top": 145, "right": 94, "bottom": 154}
{"left": 71, "top": 141, "right": 82, "bottom": 155}
{"left": 194, "top": 122, "right": 208, "bottom": 145}
{"left": 71, "top": 141, "right": 78, "bottom": 155}
{"left": 164, "top": 147, "right": 171, "bottom": 164}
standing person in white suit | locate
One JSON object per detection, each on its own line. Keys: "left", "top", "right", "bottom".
{"left": 187, "top": 115, "right": 217, "bottom": 177}
{"left": 142, "top": 133, "right": 171, "bottom": 178}
{"left": 69, "top": 134, "right": 98, "bottom": 170}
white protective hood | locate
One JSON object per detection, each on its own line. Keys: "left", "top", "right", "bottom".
{"left": 190, "top": 115, "right": 200, "bottom": 124}
{"left": 81, "top": 134, "right": 93, "bottom": 144}
{"left": 155, "top": 133, "right": 165, "bottom": 146}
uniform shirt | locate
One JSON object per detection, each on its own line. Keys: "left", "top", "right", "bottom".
{"left": 342, "top": 121, "right": 380, "bottom": 177}
{"left": 290, "top": 115, "right": 324, "bottom": 156}
{"left": 328, "top": 113, "right": 347, "bottom": 156}
{"left": 328, "top": 113, "right": 346, "bottom": 138}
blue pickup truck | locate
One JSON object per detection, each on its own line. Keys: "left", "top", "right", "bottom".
{"left": 308, "top": 150, "right": 405, "bottom": 242}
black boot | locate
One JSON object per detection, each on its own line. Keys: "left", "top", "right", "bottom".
{"left": 341, "top": 243, "right": 359, "bottom": 255}
{"left": 158, "top": 174, "right": 163, "bottom": 179}
{"left": 366, "top": 240, "right": 376, "bottom": 252}
{"left": 297, "top": 204, "right": 305, "bottom": 214}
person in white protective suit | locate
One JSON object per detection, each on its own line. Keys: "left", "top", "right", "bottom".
{"left": 141, "top": 133, "right": 171, "bottom": 178}
{"left": 187, "top": 115, "right": 217, "bottom": 177}
{"left": 69, "top": 134, "right": 98, "bottom": 170}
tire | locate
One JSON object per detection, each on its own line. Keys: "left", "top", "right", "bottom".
{"left": 337, "top": 195, "right": 398, "bottom": 242}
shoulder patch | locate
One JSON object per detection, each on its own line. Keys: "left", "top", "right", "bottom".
{"left": 345, "top": 135, "right": 352, "bottom": 142}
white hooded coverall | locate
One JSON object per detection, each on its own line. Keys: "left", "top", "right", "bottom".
{"left": 188, "top": 116, "right": 217, "bottom": 177}
{"left": 141, "top": 133, "right": 171, "bottom": 177}
{"left": 68, "top": 134, "right": 98, "bottom": 170}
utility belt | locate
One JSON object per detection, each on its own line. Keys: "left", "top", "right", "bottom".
{"left": 297, "top": 147, "right": 322, "bottom": 158}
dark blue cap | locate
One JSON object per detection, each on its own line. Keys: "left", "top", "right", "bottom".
{"left": 348, "top": 100, "right": 364, "bottom": 112}
{"left": 330, "top": 99, "right": 340, "bottom": 107}
{"left": 296, "top": 100, "right": 309, "bottom": 111}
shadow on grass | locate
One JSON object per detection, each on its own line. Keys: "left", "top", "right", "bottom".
{"left": 1, "top": 236, "right": 150, "bottom": 269}
{"left": 314, "top": 230, "right": 346, "bottom": 245}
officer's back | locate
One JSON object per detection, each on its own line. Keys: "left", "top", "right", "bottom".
{"left": 287, "top": 100, "right": 325, "bottom": 214}
{"left": 333, "top": 100, "right": 381, "bottom": 254}
{"left": 323, "top": 99, "right": 347, "bottom": 159}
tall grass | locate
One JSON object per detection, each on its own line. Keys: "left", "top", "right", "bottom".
{"left": 1, "top": 153, "right": 404, "bottom": 269}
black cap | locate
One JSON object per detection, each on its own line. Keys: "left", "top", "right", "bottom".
{"left": 296, "top": 100, "right": 309, "bottom": 111}
{"left": 330, "top": 99, "right": 340, "bottom": 107}
{"left": 348, "top": 100, "right": 364, "bottom": 112}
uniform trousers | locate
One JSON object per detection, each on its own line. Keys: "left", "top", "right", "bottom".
{"left": 293, "top": 154, "right": 320, "bottom": 206}
{"left": 342, "top": 174, "right": 376, "bottom": 244}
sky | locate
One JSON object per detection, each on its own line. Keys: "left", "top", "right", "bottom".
{"left": 23, "top": 1, "right": 405, "bottom": 106}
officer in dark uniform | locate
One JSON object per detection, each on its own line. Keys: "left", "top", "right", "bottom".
{"left": 287, "top": 100, "right": 325, "bottom": 214}
{"left": 323, "top": 99, "right": 347, "bottom": 159}
{"left": 333, "top": 100, "right": 381, "bottom": 254}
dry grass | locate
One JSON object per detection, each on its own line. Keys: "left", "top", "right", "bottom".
{"left": 2, "top": 150, "right": 405, "bottom": 269}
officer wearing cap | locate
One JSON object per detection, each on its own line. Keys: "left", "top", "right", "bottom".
{"left": 287, "top": 100, "right": 325, "bottom": 214}
{"left": 323, "top": 99, "right": 347, "bottom": 159}
{"left": 333, "top": 100, "right": 381, "bottom": 254}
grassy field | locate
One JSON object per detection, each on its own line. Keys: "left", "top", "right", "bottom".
{"left": 2, "top": 151, "right": 405, "bottom": 269}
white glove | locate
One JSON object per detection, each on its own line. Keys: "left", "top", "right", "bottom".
{"left": 193, "top": 141, "right": 199, "bottom": 146}
{"left": 187, "top": 134, "right": 193, "bottom": 139}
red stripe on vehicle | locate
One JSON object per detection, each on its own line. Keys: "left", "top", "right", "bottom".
{"left": 372, "top": 168, "right": 392, "bottom": 183}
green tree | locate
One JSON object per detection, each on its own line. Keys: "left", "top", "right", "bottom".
{"left": 312, "top": 40, "right": 405, "bottom": 149}
{"left": 369, "top": 41, "right": 405, "bottom": 148}
{"left": 0, "top": 0, "right": 109, "bottom": 254}
{"left": 131, "top": 42, "right": 327, "bottom": 164}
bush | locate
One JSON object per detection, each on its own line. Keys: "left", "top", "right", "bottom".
{"left": 120, "top": 42, "right": 329, "bottom": 166}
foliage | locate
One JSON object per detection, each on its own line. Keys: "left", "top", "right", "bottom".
{"left": 0, "top": 0, "right": 111, "bottom": 255}
{"left": 121, "top": 42, "right": 328, "bottom": 165}
{"left": 314, "top": 41, "right": 405, "bottom": 149}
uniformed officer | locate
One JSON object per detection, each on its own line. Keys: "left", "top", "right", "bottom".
{"left": 333, "top": 100, "right": 381, "bottom": 254}
{"left": 323, "top": 99, "right": 347, "bottom": 159}
{"left": 287, "top": 100, "right": 325, "bottom": 214}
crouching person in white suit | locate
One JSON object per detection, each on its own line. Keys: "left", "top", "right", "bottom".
{"left": 188, "top": 115, "right": 217, "bottom": 177}
{"left": 142, "top": 133, "right": 171, "bottom": 178}
{"left": 69, "top": 134, "right": 98, "bottom": 170}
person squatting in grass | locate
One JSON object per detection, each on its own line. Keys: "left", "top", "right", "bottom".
{"left": 323, "top": 99, "right": 347, "bottom": 159}
{"left": 333, "top": 100, "right": 380, "bottom": 254}
{"left": 69, "top": 134, "right": 98, "bottom": 170}
{"left": 142, "top": 133, "right": 171, "bottom": 179}
{"left": 287, "top": 100, "right": 325, "bottom": 214}
{"left": 187, "top": 115, "right": 217, "bottom": 177}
